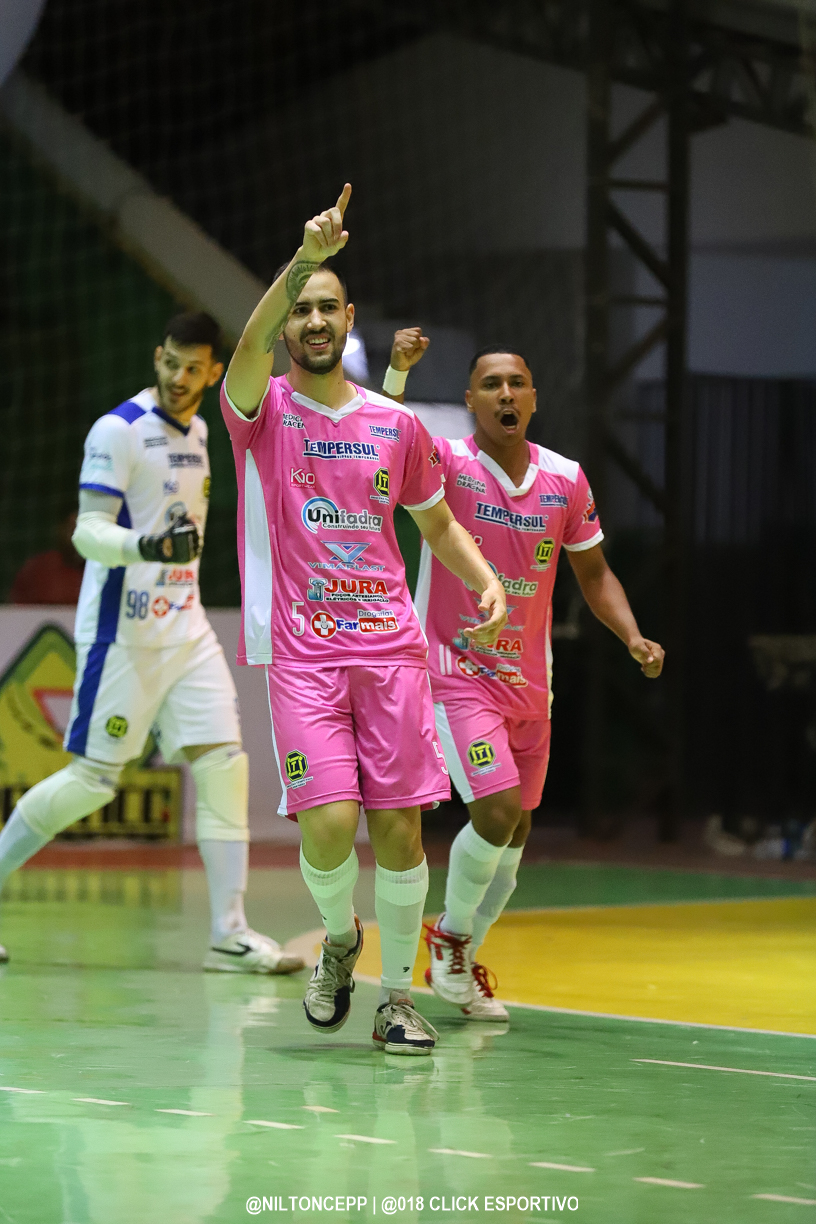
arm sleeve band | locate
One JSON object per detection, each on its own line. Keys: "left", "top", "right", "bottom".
{"left": 72, "top": 512, "right": 142, "bottom": 567}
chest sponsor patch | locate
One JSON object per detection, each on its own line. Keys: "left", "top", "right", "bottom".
{"left": 168, "top": 453, "right": 204, "bottom": 468}
{"left": 301, "top": 497, "right": 383, "bottom": 534}
{"left": 290, "top": 467, "right": 316, "bottom": 487}
{"left": 144, "top": 436, "right": 168, "bottom": 448}
{"left": 540, "top": 492, "right": 568, "bottom": 508}
{"left": 370, "top": 425, "right": 400, "bottom": 440}
{"left": 532, "top": 538, "right": 555, "bottom": 571}
{"left": 371, "top": 468, "right": 390, "bottom": 503}
{"left": 303, "top": 439, "right": 380, "bottom": 461}
{"left": 283, "top": 413, "right": 305, "bottom": 428}
{"left": 456, "top": 473, "right": 486, "bottom": 494}
{"left": 475, "top": 502, "right": 548, "bottom": 532}
{"left": 454, "top": 655, "right": 529, "bottom": 688}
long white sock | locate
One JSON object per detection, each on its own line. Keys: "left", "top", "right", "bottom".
{"left": 471, "top": 844, "right": 524, "bottom": 954}
{"left": 0, "top": 811, "right": 48, "bottom": 892}
{"left": 299, "top": 848, "right": 359, "bottom": 947}
{"left": 198, "top": 839, "right": 249, "bottom": 945}
{"left": 441, "top": 822, "right": 505, "bottom": 937}
{"left": 375, "top": 857, "right": 429, "bottom": 998}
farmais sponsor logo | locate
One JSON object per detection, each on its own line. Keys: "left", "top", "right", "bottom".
{"left": 302, "top": 498, "right": 383, "bottom": 534}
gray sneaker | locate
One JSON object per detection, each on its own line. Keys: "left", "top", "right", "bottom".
{"left": 373, "top": 992, "right": 439, "bottom": 1056}
{"left": 303, "top": 918, "right": 363, "bottom": 1033}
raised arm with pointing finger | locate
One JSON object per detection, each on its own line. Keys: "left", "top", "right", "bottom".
{"left": 226, "top": 184, "right": 352, "bottom": 415}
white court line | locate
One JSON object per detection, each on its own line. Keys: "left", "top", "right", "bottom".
{"left": 155, "top": 1109, "right": 213, "bottom": 1117}
{"left": 0, "top": 1087, "right": 43, "bottom": 1094}
{"left": 633, "top": 1059, "right": 816, "bottom": 1081}
{"left": 336, "top": 1134, "right": 396, "bottom": 1145}
{"left": 245, "top": 1120, "right": 304, "bottom": 1130}
{"left": 530, "top": 1161, "right": 595, "bottom": 1173}
{"left": 73, "top": 1097, "right": 128, "bottom": 1106}
{"left": 634, "top": 1177, "right": 704, "bottom": 1189}
{"left": 302, "top": 1106, "right": 338, "bottom": 1114}
{"left": 753, "top": 1194, "right": 816, "bottom": 1206}
{"left": 430, "top": 1148, "right": 491, "bottom": 1159}
{"left": 606, "top": 1148, "right": 645, "bottom": 1156}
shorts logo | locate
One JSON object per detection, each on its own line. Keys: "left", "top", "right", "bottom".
{"left": 203, "top": 476, "right": 211, "bottom": 499}
{"left": 303, "top": 439, "right": 380, "bottom": 461}
{"left": 285, "top": 750, "right": 309, "bottom": 782}
{"left": 467, "top": 739, "right": 495, "bottom": 769}
{"left": 532, "top": 538, "right": 555, "bottom": 571}
{"left": 302, "top": 497, "right": 383, "bottom": 534}
{"left": 290, "top": 467, "right": 316, "bottom": 487}
{"left": 311, "top": 612, "right": 337, "bottom": 638}
{"left": 106, "top": 715, "right": 128, "bottom": 739}
{"left": 372, "top": 468, "right": 390, "bottom": 503}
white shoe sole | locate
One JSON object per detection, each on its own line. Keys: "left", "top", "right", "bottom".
{"left": 424, "top": 967, "right": 474, "bottom": 1008}
{"left": 202, "top": 951, "right": 304, "bottom": 975}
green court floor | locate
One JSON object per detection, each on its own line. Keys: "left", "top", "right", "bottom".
{"left": 0, "top": 863, "right": 813, "bottom": 1223}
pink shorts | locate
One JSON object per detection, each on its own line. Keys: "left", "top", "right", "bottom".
{"left": 433, "top": 696, "right": 551, "bottom": 812}
{"left": 267, "top": 663, "right": 451, "bottom": 817}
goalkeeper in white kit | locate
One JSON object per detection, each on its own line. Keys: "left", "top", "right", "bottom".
{"left": 0, "top": 312, "right": 303, "bottom": 974}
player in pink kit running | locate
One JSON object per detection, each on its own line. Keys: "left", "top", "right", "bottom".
{"left": 385, "top": 331, "right": 664, "bottom": 1022}
{"left": 221, "top": 186, "right": 507, "bottom": 1055}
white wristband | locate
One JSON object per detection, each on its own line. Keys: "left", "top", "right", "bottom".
{"left": 382, "top": 366, "right": 408, "bottom": 396}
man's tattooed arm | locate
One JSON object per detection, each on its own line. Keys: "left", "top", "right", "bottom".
{"left": 263, "top": 260, "right": 321, "bottom": 352}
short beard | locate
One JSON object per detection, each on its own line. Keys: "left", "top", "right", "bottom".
{"left": 286, "top": 334, "right": 346, "bottom": 376}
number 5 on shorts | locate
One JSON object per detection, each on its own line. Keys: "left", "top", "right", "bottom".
{"left": 291, "top": 601, "right": 305, "bottom": 636}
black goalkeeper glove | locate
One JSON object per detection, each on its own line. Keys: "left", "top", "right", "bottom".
{"left": 138, "top": 515, "right": 200, "bottom": 563}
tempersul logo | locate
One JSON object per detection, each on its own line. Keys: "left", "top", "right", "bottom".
{"left": 285, "top": 750, "right": 309, "bottom": 782}
{"left": 467, "top": 739, "right": 495, "bottom": 769}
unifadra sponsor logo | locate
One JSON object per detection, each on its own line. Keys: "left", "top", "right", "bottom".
{"left": 475, "top": 502, "right": 548, "bottom": 531}
{"left": 303, "top": 438, "right": 380, "bottom": 461}
{"left": 301, "top": 497, "right": 383, "bottom": 534}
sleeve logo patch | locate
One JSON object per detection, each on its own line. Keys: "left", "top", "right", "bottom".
{"left": 105, "top": 715, "right": 129, "bottom": 739}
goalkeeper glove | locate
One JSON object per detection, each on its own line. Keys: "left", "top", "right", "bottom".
{"left": 138, "top": 515, "right": 200, "bottom": 563}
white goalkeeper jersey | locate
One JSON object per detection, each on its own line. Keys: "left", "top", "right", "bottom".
{"left": 74, "top": 388, "right": 211, "bottom": 648}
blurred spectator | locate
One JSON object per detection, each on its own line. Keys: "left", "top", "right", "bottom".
{"left": 9, "top": 509, "right": 85, "bottom": 605}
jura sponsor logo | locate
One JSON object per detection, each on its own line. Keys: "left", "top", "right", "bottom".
{"left": 301, "top": 497, "right": 383, "bottom": 534}
{"left": 303, "top": 438, "right": 380, "bottom": 461}
{"left": 308, "top": 577, "right": 389, "bottom": 603}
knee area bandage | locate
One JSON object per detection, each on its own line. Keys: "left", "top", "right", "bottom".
{"left": 18, "top": 757, "right": 121, "bottom": 839}
{"left": 190, "top": 745, "right": 249, "bottom": 842}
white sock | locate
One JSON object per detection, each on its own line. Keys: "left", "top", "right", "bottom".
{"left": 299, "top": 848, "right": 359, "bottom": 947}
{"left": 375, "top": 857, "right": 429, "bottom": 997}
{"left": 0, "top": 811, "right": 48, "bottom": 892}
{"left": 471, "top": 844, "right": 524, "bottom": 954}
{"left": 441, "top": 822, "right": 505, "bottom": 937}
{"left": 198, "top": 839, "right": 249, "bottom": 945}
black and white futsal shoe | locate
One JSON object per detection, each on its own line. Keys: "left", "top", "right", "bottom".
{"left": 203, "top": 928, "right": 304, "bottom": 974}
{"left": 373, "top": 993, "right": 438, "bottom": 1056}
{"left": 303, "top": 917, "right": 364, "bottom": 1033}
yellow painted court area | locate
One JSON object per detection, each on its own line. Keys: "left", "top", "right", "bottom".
{"left": 356, "top": 896, "right": 816, "bottom": 1034}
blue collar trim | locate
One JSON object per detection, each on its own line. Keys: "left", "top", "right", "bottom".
{"left": 152, "top": 406, "right": 190, "bottom": 435}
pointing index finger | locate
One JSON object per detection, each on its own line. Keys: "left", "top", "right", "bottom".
{"left": 336, "top": 183, "right": 352, "bottom": 218}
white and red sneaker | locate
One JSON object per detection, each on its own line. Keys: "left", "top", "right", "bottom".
{"left": 423, "top": 918, "right": 474, "bottom": 1007}
{"left": 460, "top": 963, "right": 509, "bottom": 1022}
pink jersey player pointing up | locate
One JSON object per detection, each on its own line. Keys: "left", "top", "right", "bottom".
{"left": 221, "top": 185, "right": 507, "bottom": 1056}
{"left": 383, "top": 330, "right": 665, "bottom": 1023}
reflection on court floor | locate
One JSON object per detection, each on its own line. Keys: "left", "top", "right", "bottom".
{"left": 0, "top": 862, "right": 812, "bottom": 1223}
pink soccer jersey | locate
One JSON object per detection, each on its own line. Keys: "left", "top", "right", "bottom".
{"left": 220, "top": 376, "right": 444, "bottom": 667}
{"left": 416, "top": 435, "right": 603, "bottom": 719}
